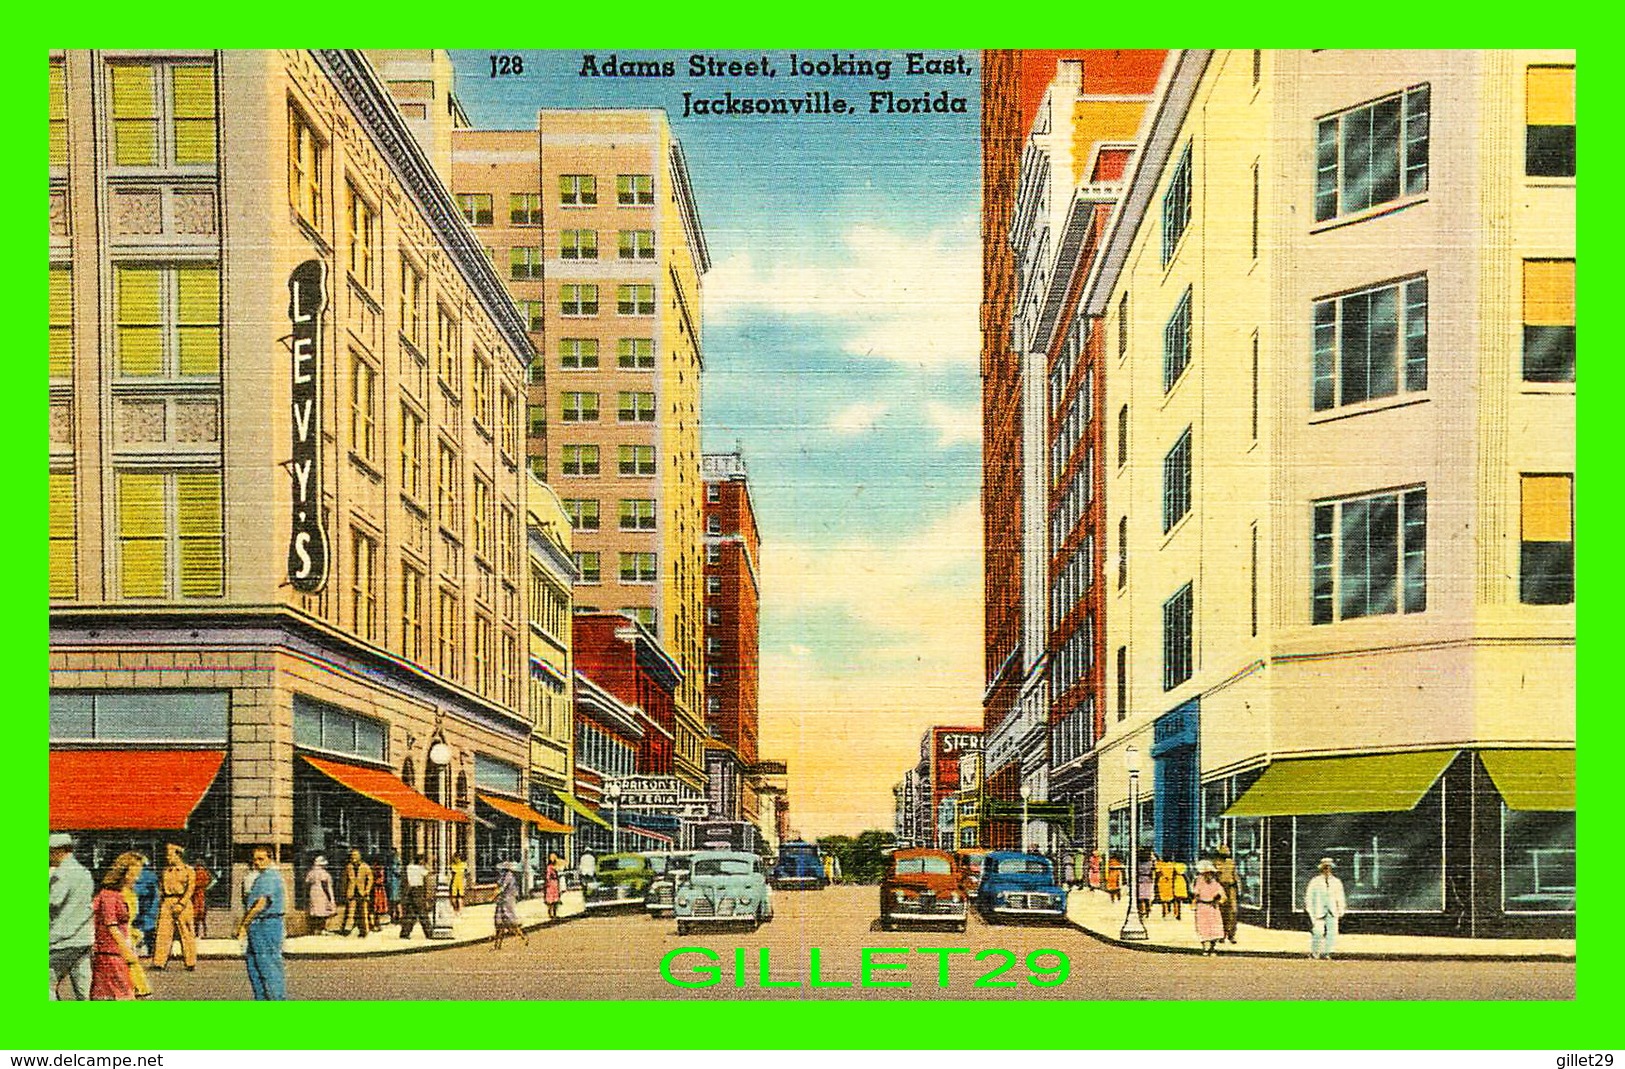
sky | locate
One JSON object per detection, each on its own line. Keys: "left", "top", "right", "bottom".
{"left": 450, "top": 50, "right": 984, "bottom": 837}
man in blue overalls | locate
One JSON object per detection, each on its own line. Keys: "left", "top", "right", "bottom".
{"left": 235, "top": 846, "right": 287, "bottom": 1000}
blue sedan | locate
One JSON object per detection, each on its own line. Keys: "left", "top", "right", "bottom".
{"left": 975, "top": 851, "right": 1069, "bottom": 923}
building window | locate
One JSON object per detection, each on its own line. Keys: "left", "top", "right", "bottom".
{"left": 347, "top": 186, "right": 376, "bottom": 288}
{"left": 707, "top": 664, "right": 723, "bottom": 684}
{"left": 560, "top": 229, "right": 598, "bottom": 260}
{"left": 1293, "top": 782, "right": 1443, "bottom": 912}
{"left": 1314, "top": 84, "right": 1430, "bottom": 222}
{"left": 560, "top": 338, "right": 599, "bottom": 370}
{"left": 707, "top": 606, "right": 723, "bottom": 626}
{"left": 286, "top": 104, "right": 322, "bottom": 226}
{"left": 399, "top": 257, "right": 424, "bottom": 349}
{"left": 1115, "top": 405, "right": 1128, "bottom": 470}
{"left": 617, "top": 174, "right": 654, "bottom": 205}
{"left": 116, "top": 470, "right": 222, "bottom": 599}
{"left": 1312, "top": 275, "right": 1428, "bottom": 411}
{"left": 1161, "top": 582, "right": 1194, "bottom": 691}
{"left": 619, "top": 230, "right": 656, "bottom": 260}
{"left": 1522, "top": 260, "right": 1575, "bottom": 383}
{"left": 402, "top": 562, "right": 423, "bottom": 662}
{"left": 49, "top": 471, "right": 76, "bottom": 599}
{"left": 1502, "top": 806, "right": 1574, "bottom": 913}
{"left": 706, "top": 576, "right": 722, "bottom": 595}
{"left": 518, "top": 300, "right": 544, "bottom": 334}
{"left": 1117, "top": 292, "right": 1129, "bottom": 360}
{"left": 1117, "top": 516, "right": 1128, "bottom": 588}
{"left": 435, "top": 443, "right": 459, "bottom": 527}
{"left": 1250, "top": 161, "right": 1260, "bottom": 260}
{"left": 472, "top": 614, "right": 493, "bottom": 694}
{"left": 1526, "top": 66, "right": 1576, "bottom": 178}
{"left": 1252, "top": 49, "right": 1261, "bottom": 86}
{"left": 510, "top": 246, "right": 544, "bottom": 280}
{"left": 109, "top": 61, "right": 216, "bottom": 169}
{"left": 707, "top": 695, "right": 722, "bottom": 715}
{"left": 510, "top": 193, "right": 543, "bottom": 226}
{"left": 563, "top": 498, "right": 599, "bottom": 532}
{"left": 437, "top": 588, "right": 460, "bottom": 680}
{"left": 114, "top": 263, "right": 220, "bottom": 378}
{"left": 349, "top": 352, "right": 378, "bottom": 463}
{"left": 574, "top": 551, "right": 601, "bottom": 583}
{"left": 706, "top": 635, "right": 721, "bottom": 655}
{"left": 617, "top": 285, "right": 655, "bottom": 316}
{"left": 1520, "top": 474, "right": 1574, "bottom": 605}
{"left": 619, "top": 499, "right": 656, "bottom": 531}
{"left": 561, "top": 391, "right": 599, "bottom": 423}
{"left": 560, "top": 174, "right": 597, "bottom": 206}
{"left": 1311, "top": 486, "right": 1427, "bottom": 624}
{"left": 1161, "top": 428, "right": 1192, "bottom": 534}
{"left": 526, "top": 404, "right": 547, "bottom": 439}
{"left": 49, "top": 59, "right": 68, "bottom": 168}
{"left": 294, "top": 697, "right": 386, "bottom": 763}
{"left": 618, "top": 445, "right": 656, "bottom": 476}
{"left": 560, "top": 284, "right": 599, "bottom": 317}
{"left": 1250, "top": 523, "right": 1260, "bottom": 637}
{"left": 1250, "top": 332, "right": 1260, "bottom": 441}
{"left": 1161, "top": 142, "right": 1192, "bottom": 265}
{"left": 617, "top": 391, "right": 655, "bottom": 423}
{"left": 400, "top": 404, "right": 424, "bottom": 500}
{"left": 499, "top": 387, "right": 518, "bottom": 457}
{"left": 472, "top": 478, "right": 492, "bottom": 561}
{"left": 619, "top": 552, "right": 657, "bottom": 583}
{"left": 457, "top": 193, "right": 493, "bottom": 226}
{"left": 561, "top": 444, "right": 599, "bottom": 477}
{"left": 618, "top": 338, "right": 655, "bottom": 369}
{"left": 351, "top": 528, "right": 378, "bottom": 640}
{"left": 1115, "top": 645, "right": 1128, "bottom": 722}
{"left": 472, "top": 355, "right": 493, "bottom": 429}
{"left": 527, "top": 455, "right": 547, "bottom": 482}
{"left": 1162, "top": 288, "right": 1192, "bottom": 392}
{"left": 706, "top": 484, "right": 721, "bottom": 503}
{"left": 706, "top": 544, "right": 722, "bottom": 565}
{"left": 49, "top": 265, "right": 73, "bottom": 380}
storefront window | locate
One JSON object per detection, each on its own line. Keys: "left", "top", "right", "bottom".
{"left": 1107, "top": 806, "right": 1128, "bottom": 862}
{"left": 1232, "top": 817, "right": 1264, "bottom": 909}
{"left": 1502, "top": 807, "right": 1574, "bottom": 913}
{"left": 475, "top": 753, "right": 522, "bottom": 796}
{"left": 291, "top": 760, "right": 392, "bottom": 906}
{"left": 1293, "top": 782, "right": 1444, "bottom": 912}
{"left": 475, "top": 798, "right": 522, "bottom": 885}
{"left": 294, "top": 696, "right": 386, "bottom": 763}
{"left": 75, "top": 769, "right": 233, "bottom": 909}
{"left": 50, "top": 690, "right": 228, "bottom": 741}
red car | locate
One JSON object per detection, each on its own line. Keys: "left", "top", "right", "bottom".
{"left": 880, "top": 848, "right": 967, "bottom": 932}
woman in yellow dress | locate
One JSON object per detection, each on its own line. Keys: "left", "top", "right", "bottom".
{"left": 121, "top": 854, "right": 154, "bottom": 998}
{"left": 449, "top": 855, "right": 468, "bottom": 916}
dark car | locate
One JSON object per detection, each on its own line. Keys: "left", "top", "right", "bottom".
{"left": 642, "top": 851, "right": 695, "bottom": 917}
{"left": 975, "top": 851, "right": 1068, "bottom": 924}
{"left": 880, "top": 848, "right": 966, "bottom": 932}
{"left": 584, "top": 853, "right": 653, "bottom": 909}
{"left": 771, "top": 841, "right": 828, "bottom": 890}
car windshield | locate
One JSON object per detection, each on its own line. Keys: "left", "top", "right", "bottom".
{"left": 599, "top": 857, "right": 642, "bottom": 872}
{"left": 995, "top": 857, "right": 1051, "bottom": 876}
{"left": 645, "top": 856, "right": 669, "bottom": 874}
{"left": 894, "top": 857, "right": 952, "bottom": 875}
{"left": 694, "top": 858, "right": 754, "bottom": 877}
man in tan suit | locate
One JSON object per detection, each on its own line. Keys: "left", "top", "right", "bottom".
{"left": 150, "top": 842, "right": 197, "bottom": 970}
{"left": 1213, "top": 844, "right": 1240, "bottom": 944}
{"left": 340, "top": 848, "right": 375, "bottom": 938}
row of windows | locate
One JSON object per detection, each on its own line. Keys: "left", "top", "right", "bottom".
{"left": 555, "top": 337, "right": 655, "bottom": 370}
{"left": 1050, "top": 535, "right": 1095, "bottom": 632}
{"left": 47, "top": 263, "right": 222, "bottom": 383}
{"left": 559, "top": 391, "right": 656, "bottom": 423}
{"left": 1052, "top": 697, "right": 1097, "bottom": 768}
{"left": 49, "top": 59, "right": 220, "bottom": 172}
{"left": 1049, "top": 452, "right": 1094, "bottom": 553}
{"left": 574, "top": 720, "right": 636, "bottom": 778}
{"left": 1050, "top": 368, "right": 1093, "bottom": 487}
{"left": 561, "top": 498, "right": 657, "bottom": 532}
{"left": 1051, "top": 615, "right": 1096, "bottom": 699}
{"left": 506, "top": 231, "right": 656, "bottom": 271}
{"left": 559, "top": 444, "right": 657, "bottom": 477}
{"left": 556, "top": 284, "right": 656, "bottom": 317}
{"left": 566, "top": 551, "right": 659, "bottom": 584}
{"left": 560, "top": 174, "right": 655, "bottom": 207}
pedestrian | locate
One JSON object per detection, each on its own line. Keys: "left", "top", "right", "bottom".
{"left": 120, "top": 855, "right": 154, "bottom": 998}
{"left": 302, "top": 856, "right": 336, "bottom": 935}
{"left": 448, "top": 853, "right": 468, "bottom": 915}
{"left": 340, "top": 848, "right": 374, "bottom": 937}
{"left": 382, "top": 850, "right": 403, "bottom": 923}
{"left": 370, "top": 855, "right": 390, "bottom": 929}
{"left": 1191, "top": 859, "right": 1226, "bottom": 955}
{"left": 91, "top": 852, "right": 143, "bottom": 1000}
{"left": 191, "top": 857, "right": 214, "bottom": 939}
{"left": 151, "top": 842, "right": 198, "bottom": 971}
{"left": 1104, "top": 854, "right": 1124, "bottom": 901}
{"left": 1154, "top": 855, "right": 1176, "bottom": 918}
{"left": 543, "top": 852, "right": 562, "bottom": 922}
{"left": 1170, "top": 860, "right": 1189, "bottom": 921}
{"left": 1304, "top": 857, "right": 1346, "bottom": 960}
{"left": 1087, "top": 850, "right": 1101, "bottom": 893}
{"left": 49, "top": 833, "right": 95, "bottom": 1001}
{"left": 1213, "top": 844, "right": 1240, "bottom": 944}
{"left": 398, "top": 854, "right": 431, "bottom": 939}
{"left": 491, "top": 861, "right": 528, "bottom": 950}
{"left": 236, "top": 846, "right": 287, "bottom": 1000}
{"left": 131, "top": 855, "right": 160, "bottom": 960}
{"left": 579, "top": 851, "right": 596, "bottom": 880}
{"left": 1136, "top": 850, "right": 1156, "bottom": 919}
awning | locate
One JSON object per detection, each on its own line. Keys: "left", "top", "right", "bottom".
{"left": 1480, "top": 749, "right": 1575, "bottom": 811}
{"left": 1222, "top": 750, "right": 1455, "bottom": 818}
{"left": 301, "top": 755, "right": 468, "bottom": 823}
{"left": 555, "top": 789, "right": 612, "bottom": 829}
{"left": 478, "top": 793, "right": 572, "bottom": 834}
{"left": 50, "top": 749, "right": 225, "bottom": 831}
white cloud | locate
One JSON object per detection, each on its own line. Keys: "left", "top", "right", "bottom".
{"left": 924, "top": 401, "right": 980, "bottom": 448}
{"left": 828, "top": 400, "right": 889, "bottom": 436}
{"left": 704, "top": 218, "right": 979, "bottom": 370}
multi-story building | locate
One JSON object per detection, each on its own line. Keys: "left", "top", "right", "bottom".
{"left": 1083, "top": 50, "right": 1574, "bottom": 936}
{"left": 908, "top": 727, "right": 982, "bottom": 851}
{"left": 365, "top": 50, "right": 470, "bottom": 187}
{"left": 523, "top": 480, "right": 579, "bottom": 882}
{"left": 451, "top": 110, "right": 711, "bottom": 800}
{"left": 47, "top": 50, "right": 537, "bottom": 920}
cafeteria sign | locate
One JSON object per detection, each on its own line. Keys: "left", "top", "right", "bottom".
{"left": 287, "top": 260, "right": 329, "bottom": 592}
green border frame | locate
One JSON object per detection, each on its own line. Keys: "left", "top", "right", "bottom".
{"left": 15, "top": 9, "right": 1611, "bottom": 1049}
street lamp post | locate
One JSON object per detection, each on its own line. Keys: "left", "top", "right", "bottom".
{"left": 1019, "top": 783, "right": 1031, "bottom": 854}
{"left": 607, "top": 781, "right": 622, "bottom": 855}
{"left": 1120, "top": 745, "right": 1148, "bottom": 941}
{"left": 427, "top": 733, "right": 455, "bottom": 940}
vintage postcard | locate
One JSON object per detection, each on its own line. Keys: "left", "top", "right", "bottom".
{"left": 42, "top": 47, "right": 1577, "bottom": 1017}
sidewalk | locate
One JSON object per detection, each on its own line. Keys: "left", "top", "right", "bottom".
{"left": 1064, "top": 887, "right": 1575, "bottom": 961}
{"left": 195, "top": 892, "right": 590, "bottom": 959}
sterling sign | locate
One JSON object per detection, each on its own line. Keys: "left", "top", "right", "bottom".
{"left": 287, "top": 260, "right": 329, "bottom": 593}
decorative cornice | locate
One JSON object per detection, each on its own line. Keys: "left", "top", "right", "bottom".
{"left": 311, "top": 50, "right": 536, "bottom": 366}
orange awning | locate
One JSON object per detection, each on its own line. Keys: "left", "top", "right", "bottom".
{"left": 50, "top": 749, "right": 225, "bottom": 831}
{"left": 478, "top": 793, "right": 572, "bottom": 834}
{"left": 301, "top": 755, "right": 469, "bottom": 822}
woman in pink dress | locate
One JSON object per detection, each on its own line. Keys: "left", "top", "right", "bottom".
{"left": 91, "top": 853, "right": 144, "bottom": 1000}
{"left": 1191, "top": 859, "right": 1226, "bottom": 955}
{"left": 1086, "top": 851, "right": 1101, "bottom": 892}
{"left": 543, "top": 853, "right": 562, "bottom": 922}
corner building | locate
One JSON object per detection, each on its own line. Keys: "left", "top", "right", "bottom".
{"left": 48, "top": 50, "right": 538, "bottom": 923}
{"left": 1084, "top": 50, "right": 1574, "bottom": 936}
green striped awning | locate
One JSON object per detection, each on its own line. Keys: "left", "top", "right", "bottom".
{"left": 1222, "top": 751, "right": 1455, "bottom": 818}
{"left": 1479, "top": 749, "right": 1575, "bottom": 811}
{"left": 555, "top": 789, "right": 613, "bottom": 829}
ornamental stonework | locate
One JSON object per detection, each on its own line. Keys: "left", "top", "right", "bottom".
{"left": 49, "top": 401, "right": 74, "bottom": 446}
{"left": 49, "top": 190, "right": 70, "bottom": 236}
{"left": 174, "top": 400, "right": 220, "bottom": 443}
{"left": 112, "top": 189, "right": 163, "bottom": 235}
{"left": 116, "top": 399, "right": 166, "bottom": 444}
{"left": 173, "top": 190, "right": 218, "bottom": 235}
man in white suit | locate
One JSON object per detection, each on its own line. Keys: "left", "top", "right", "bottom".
{"left": 1303, "top": 857, "right": 1347, "bottom": 959}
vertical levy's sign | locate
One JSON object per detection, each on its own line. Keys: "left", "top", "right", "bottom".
{"left": 287, "top": 260, "right": 329, "bottom": 592}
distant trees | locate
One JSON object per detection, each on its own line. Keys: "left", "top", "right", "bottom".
{"left": 816, "top": 830, "right": 896, "bottom": 884}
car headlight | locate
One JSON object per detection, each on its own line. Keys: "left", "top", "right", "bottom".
{"left": 947, "top": 892, "right": 962, "bottom": 903}
{"left": 676, "top": 893, "right": 691, "bottom": 906}
{"left": 739, "top": 894, "right": 753, "bottom": 905}
{"left": 893, "top": 889, "right": 914, "bottom": 902}
{"left": 995, "top": 891, "right": 1009, "bottom": 903}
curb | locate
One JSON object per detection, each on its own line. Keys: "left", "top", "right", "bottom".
{"left": 1064, "top": 916, "right": 1577, "bottom": 963}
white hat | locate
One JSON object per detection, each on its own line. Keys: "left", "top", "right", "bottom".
{"left": 1318, "top": 857, "right": 1335, "bottom": 868}
{"left": 49, "top": 833, "right": 74, "bottom": 849}
{"left": 1195, "top": 859, "right": 1216, "bottom": 873}
{"left": 313, "top": 855, "right": 328, "bottom": 867}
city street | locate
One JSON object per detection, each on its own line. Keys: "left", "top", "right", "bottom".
{"left": 153, "top": 886, "right": 1573, "bottom": 1001}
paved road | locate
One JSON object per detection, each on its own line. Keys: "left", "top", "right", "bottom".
{"left": 155, "top": 885, "right": 1574, "bottom": 1001}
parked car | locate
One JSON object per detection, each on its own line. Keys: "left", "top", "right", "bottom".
{"left": 955, "top": 849, "right": 991, "bottom": 896}
{"left": 771, "top": 840, "right": 828, "bottom": 890}
{"left": 642, "top": 851, "right": 696, "bottom": 917}
{"left": 584, "top": 852, "right": 654, "bottom": 909}
{"left": 675, "top": 851, "right": 773, "bottom": 934}
{"left": 880, "top": 848, "right": 966, "bottom": 932}
{"left": 975, "top": 851, "right": 1068, "bottom": 924}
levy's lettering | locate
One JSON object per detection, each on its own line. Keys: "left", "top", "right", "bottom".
{"left": 287, "top": 260, "right": 329, "bottom": 593}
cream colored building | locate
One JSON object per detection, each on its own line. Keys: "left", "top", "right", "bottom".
{"left": 452, "top": 110, "right": 711, "bottom": 797}
{"left": 524, "top": 478, "right": 578, "bottom": 874}
{"left": 48, "top": 49, "right": 540, "bottom": 919}
{"left": 1083, "top": 50, "right": 1574, "bottom": 936}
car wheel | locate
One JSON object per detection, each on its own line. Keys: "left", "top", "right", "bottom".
{"left": 676, "top": 921, "right": 689, "bottom": 936}
{"left": 880, "top": 918, "right": 893, "bottom": 932}
{"left": 957, "top": 921, "right": 968, "bottom": 934}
